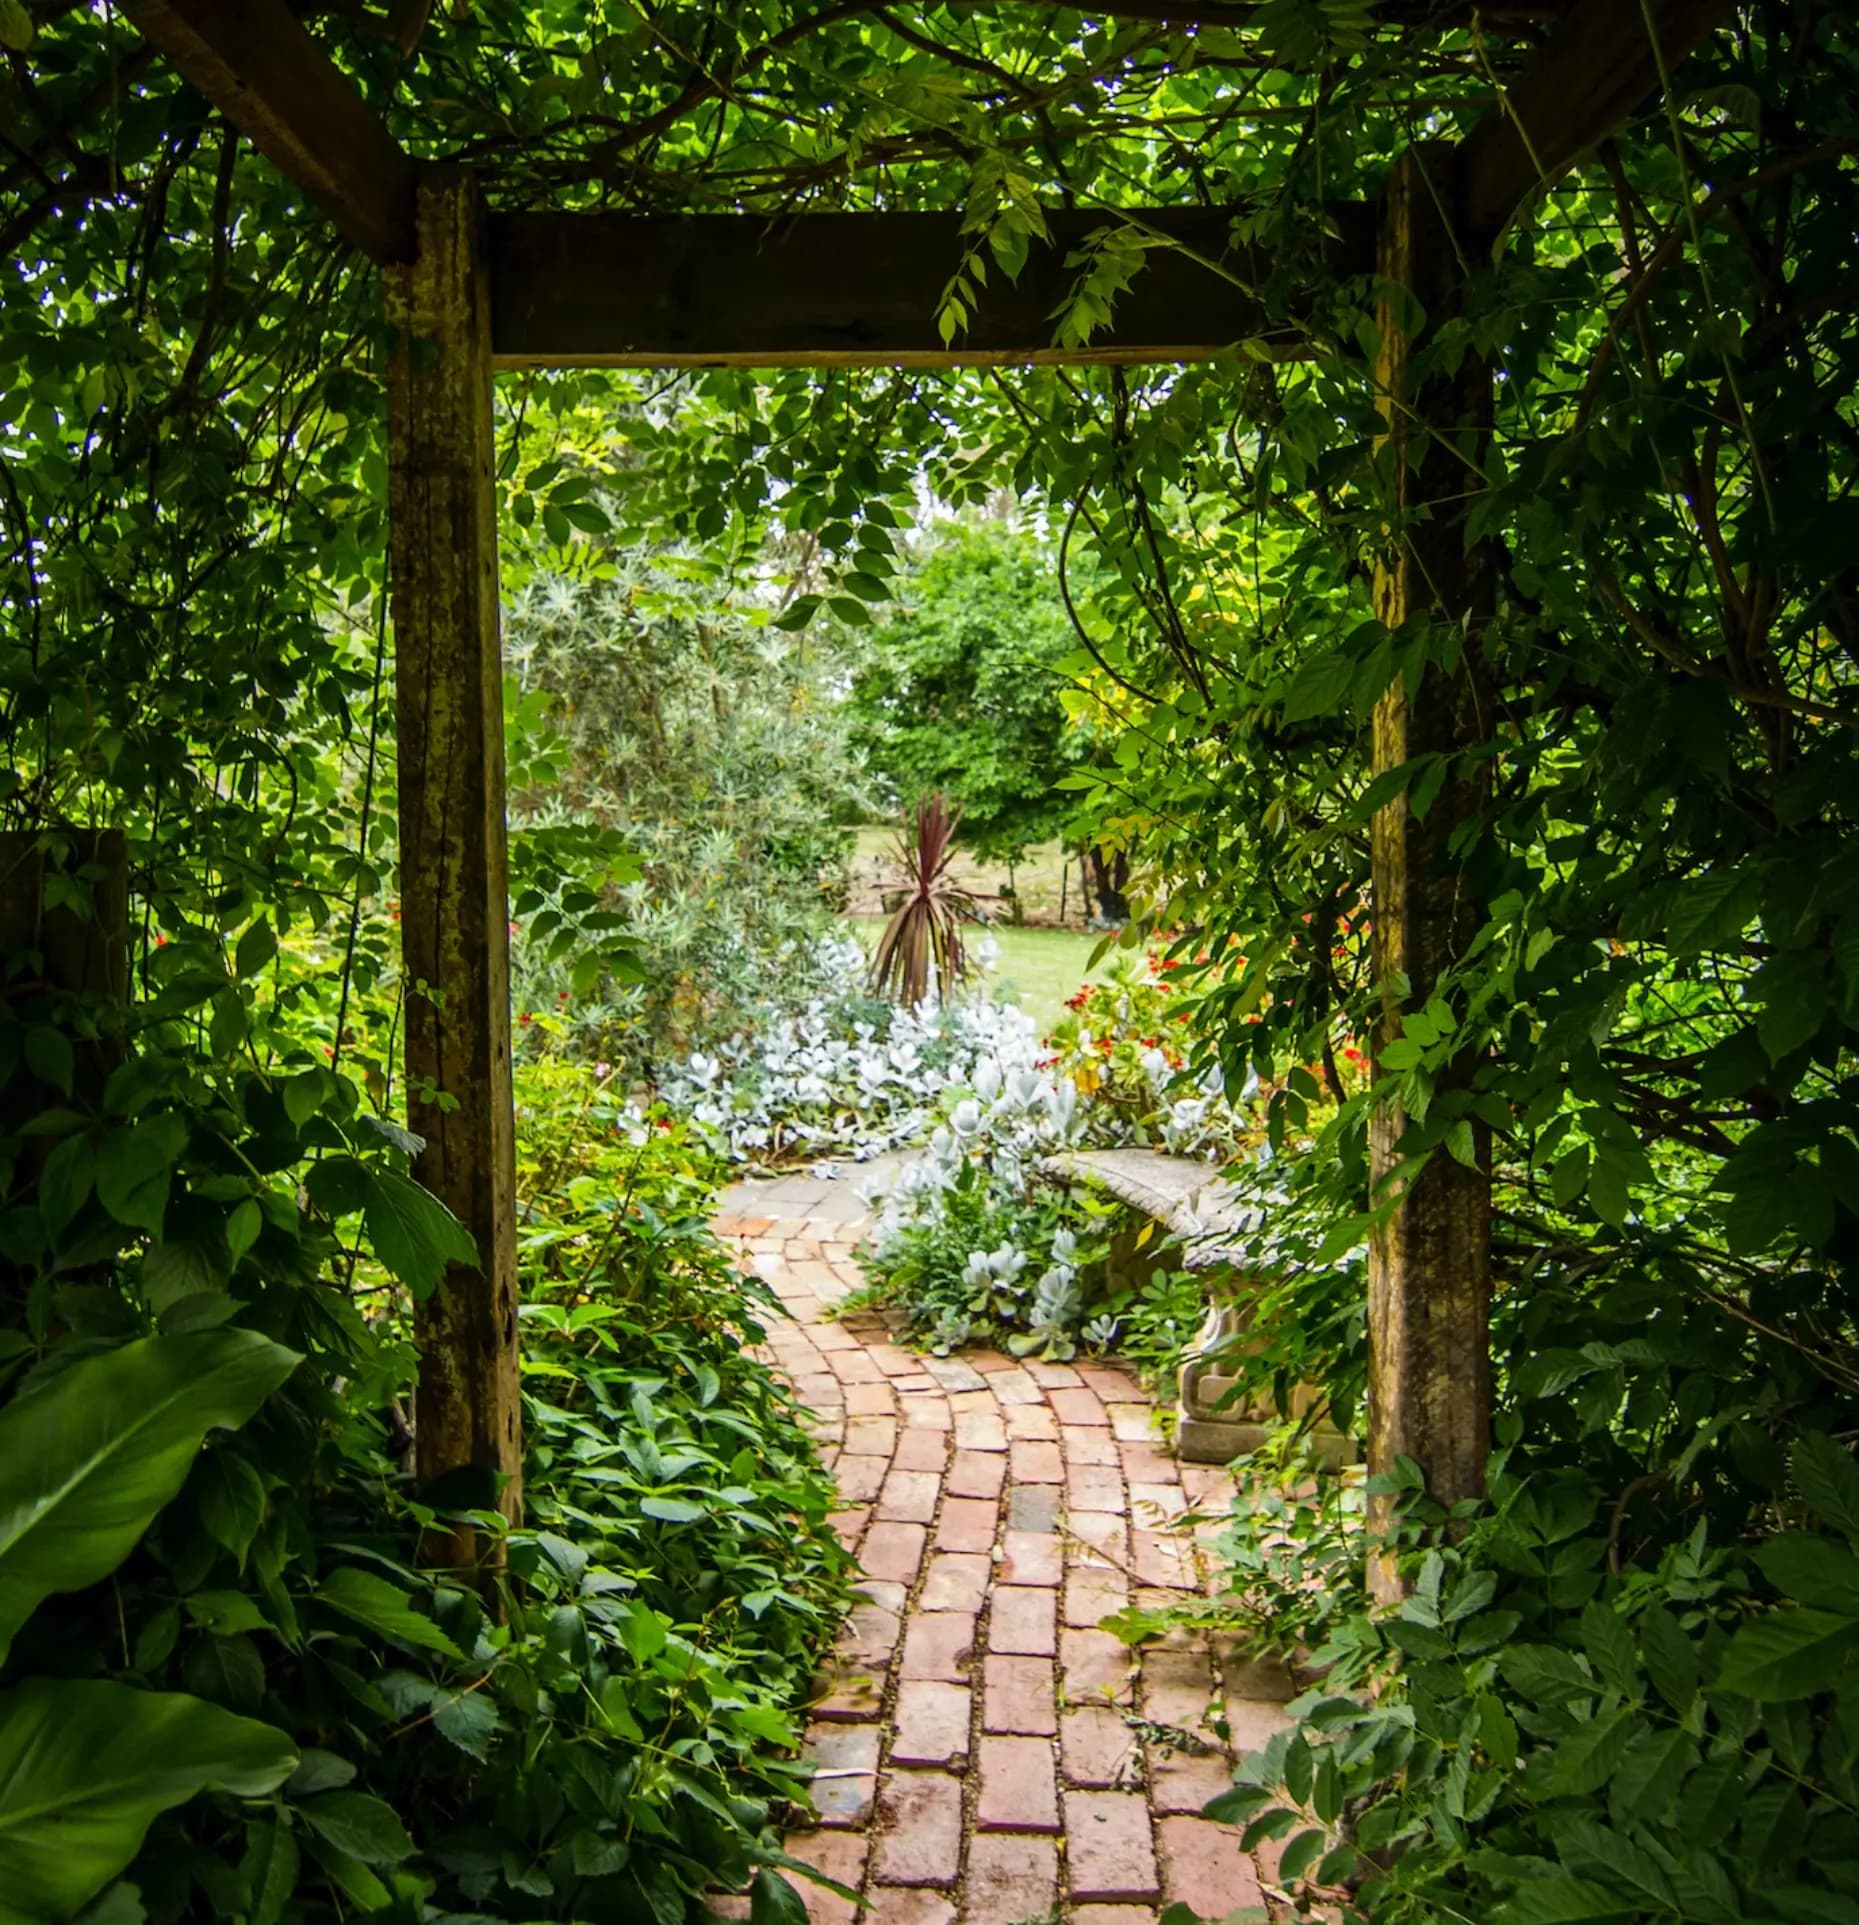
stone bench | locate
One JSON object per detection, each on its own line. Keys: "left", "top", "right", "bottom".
{"left": 1041, "top": 1147, "right": 1355, "bottom": 1469}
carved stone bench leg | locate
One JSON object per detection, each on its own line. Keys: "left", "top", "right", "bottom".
{"left": 1174, "top": 1298, "right": 1357, "bottom": 1468}
{"left": 1175, "top": 1301, "right": 1274, "bottom": 1463}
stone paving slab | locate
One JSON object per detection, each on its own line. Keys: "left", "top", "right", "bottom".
{"left": 707, "top": 1171, "right": 1296, "bottom": 1924}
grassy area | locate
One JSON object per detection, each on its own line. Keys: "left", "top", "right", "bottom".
{"left": 849, "top": 828, "right": 1082, "bottom": 924}
{"left": 845, "top": 915, "right": 1107, "bottom": 1039}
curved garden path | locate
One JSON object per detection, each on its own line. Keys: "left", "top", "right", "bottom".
{"left": 708, "top": 1164, "right": 1297, "bottom": 1925}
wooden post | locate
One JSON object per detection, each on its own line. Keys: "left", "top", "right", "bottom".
{"left": 1365, "top": 147, "right": 1495, "bottom": 1597}
{"left": 385, "top": 165, "right": 522, "bottom": 1572}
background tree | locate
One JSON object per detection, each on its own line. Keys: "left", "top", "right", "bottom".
{"left": 847, "top": 519, "right": 1083, "bottom": 875}
{"left": 506, "top": 527, "right": 870, "bottom": 1067}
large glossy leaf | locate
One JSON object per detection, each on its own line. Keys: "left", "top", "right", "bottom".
{"left": 1715, "top": 1606, "right": 1859, "bottom": 1701}
{"left": 0, "top": 1330, "right": 300, "bottom": 1660}
{"left": 0, "top": 1677, "right": 297, "bottom": 1919}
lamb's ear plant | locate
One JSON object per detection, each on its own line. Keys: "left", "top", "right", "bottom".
{"left": 870, "top": 792, "right": 971, "bottom": 1008}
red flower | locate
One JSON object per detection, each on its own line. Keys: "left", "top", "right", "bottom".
{"left": 518, "top": 1012, "right": 533, "bottom": 1026}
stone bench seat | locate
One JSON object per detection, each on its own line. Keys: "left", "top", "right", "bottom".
{"left": 1041, "top": 1147, "right": 1356, "bottom": 1470}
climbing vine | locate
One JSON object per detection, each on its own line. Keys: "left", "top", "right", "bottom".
{"left": 5, "top": 1, "right": 1858, "bottom": 1921}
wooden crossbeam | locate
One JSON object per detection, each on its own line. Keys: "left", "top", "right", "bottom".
{"left": 1459, "top": 0, "right": 1736, "bottom": 238}
{"left": 488, "top": 206, "right": 1375, "bottom": 369}
{"left": 120, "top": 0, "right": 416, "bottom": 262}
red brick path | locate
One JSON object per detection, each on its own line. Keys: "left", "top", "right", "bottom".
{"left": 708, "top": 1179, "right": 1296, "bottom": 1925}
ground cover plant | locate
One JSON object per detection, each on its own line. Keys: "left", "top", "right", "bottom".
{"left": 0, "top": 908, "right": 852, "bottom": 1924}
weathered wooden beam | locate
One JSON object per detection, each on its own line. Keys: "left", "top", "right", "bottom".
{"left": 1460, "top": 0, "right": 1735, "bottom": 238}
{"left": 121, "top": 0, "right": 416, "bottom": 262}
{"left": 488, "top": 205, "right": 1374, "bottom": 369}
{"left": 1365, "top": 147, "right": 1495, "bottom": 1598}
{"left": 386, "top": 166, "right": 523, "bottom": 1574}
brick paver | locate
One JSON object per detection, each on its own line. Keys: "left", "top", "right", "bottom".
{"left": 708, "top": 1170, "right": 1295, "bottom": 1923}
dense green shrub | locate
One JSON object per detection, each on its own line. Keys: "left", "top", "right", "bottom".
{"left": 505, "top": 544, "right": 869, "bottom": 1072}
{"left": 0, "top": 1008, "right": 848, "bottom": 1922}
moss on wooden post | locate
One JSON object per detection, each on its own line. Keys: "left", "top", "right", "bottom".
{"left": 1366, "top": 146, "right": 1495, "bottom": 1598}
{"left": 385, "top": 165, "right": 522, "bottom": 1575}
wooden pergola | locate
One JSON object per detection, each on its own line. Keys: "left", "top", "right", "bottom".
{"left": 123, "top": 0, "right": 1731, "bottom": 1583}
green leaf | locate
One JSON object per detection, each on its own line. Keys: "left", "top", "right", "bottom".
{"left": 24, "top": 1027, "right": 73, "bottom": 1097}
{"left": 297, "top": 1791, "right": 415, "bottom": 1866}
{"left": 362, "top": 1169, "right": 479, "bottom": 1298}
{"left": 1757, "top": 1534, "right": 1859, "bottom": 1614}
{"left": 95, "top": 1115, "right": 189, "bottom": 1235}
{"left": 0, "top": 1678, "right": 296, "bottom": 1919}
{"left": 196, "top": 1450, "right": 269, "bottom": 1567}
{"left": 185, "top": 1589, "right": 273, "bottom": 1637}
{"left": 38, "top": 1132, "right": 95, "bottom": 1244}
{"left": 1277, "top": 1828, "right": 1328, "bottom": 1882}
{"left": 318, "top": 1566, "right": 463, "bottom": 1661}
{"left": 1792, "top": 1432, "right": 1859, "bottom": 1541}
{"left": 641, "top": 1495, "right": 705, "bottom": 1523}
{"left": 1501, "top": 1644, "right": 1595, "bottom": 1707}
{"left": 749, "top": 1870, "right": 810, "bottom": 1925}
{"left": 1555, "top": 1818, "right": 1676, "bottom": 1908}
{"left": 301, "top": 1838, "right": 391, "bottom": 1913}
{"left": 1283, "top": 650, "right": 1355, "bottom": 724}
{"left": 1553, "top": 1707, "right": 1636, "bottom": 1795}
{"left": 1716, "top": 1606, "right": 1859, "bottom": 1701}
{"left": 1579, "top": 1601, "right": 1639, "bottom": 1696}
{"left": 240, "top": 1816, "right": 299, "bottom": 1925}
{"left": 1494, "top": 1876, "right": 1635, "bottom": 1923}
{"left": 432, "top": 1684, "right": 500, "bottom": 1759}
{"left": 617, "top": 1602, "right": 669, "bottom": 1662}
{"left": 0, "top": 1331, "right": 300, "bottom": 1661}
{"left": 235, "top": 919, "right": 278, "bottom": 979}
{"left": 226, "top": 1197, "right": 263, "bottom": 1263}
{"left": 1640, "top": 1608, "right": 1698, "bottom": 1712}
{"left": 286, "top": 1750, "right": 357, "bottom": 1798}
{"left": 1587, "top": 1153, "right": 1630, "bottom": 1228}
{"left": 143, "top": 1235, "right": 228, "bottom": 1313}
{"left": 0, "top": 0, "right": 35, "bottom": 52}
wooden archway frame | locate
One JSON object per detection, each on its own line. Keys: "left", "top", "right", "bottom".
{"left": 121, "top": 0, "right": 1732, "bottom": 1585}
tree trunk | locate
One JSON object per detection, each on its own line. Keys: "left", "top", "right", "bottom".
{"left": 1085, "top": 844, "right": 1130, "bottom": 921}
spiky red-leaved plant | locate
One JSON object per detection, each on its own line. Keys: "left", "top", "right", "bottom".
{"left": 870, "top": 792, "right": 971, "bottom": 1008}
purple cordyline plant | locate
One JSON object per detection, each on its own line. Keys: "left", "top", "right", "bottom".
{"left": 870, "top": 792, "right": 972, "bottom": 1009}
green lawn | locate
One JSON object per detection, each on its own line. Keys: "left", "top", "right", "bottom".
{"left": 849, "top": 828, "right": 1082, "bottom": 925}
{"left": 845, "top": 915, "right": 1107, "bottom": 1039}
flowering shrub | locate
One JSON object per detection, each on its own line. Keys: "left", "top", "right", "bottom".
{"left": 1044, "top": 950, "right": 1254, "bottom": 1158}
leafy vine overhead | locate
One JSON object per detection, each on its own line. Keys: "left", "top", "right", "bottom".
{"left": 12, "top": 0, "right": 1555, "bottom": 244}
